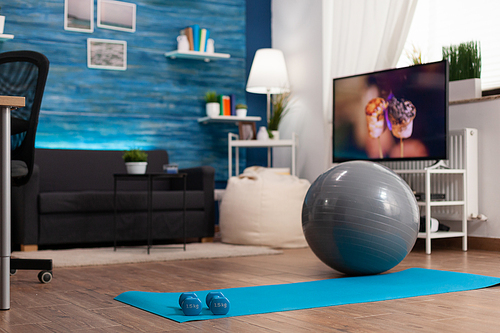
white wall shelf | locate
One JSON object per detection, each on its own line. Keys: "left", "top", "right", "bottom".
{"left": 164, "top": 50, "right": 230, "bottom": 62}
{"left": 0, "top": 34, "right": 14, "bottom": 41}
{"left": 394, "top": 167, "right": 467, "bottom": 255}
{"left": 198, "top": 115, "right": 261, "bottom": 124}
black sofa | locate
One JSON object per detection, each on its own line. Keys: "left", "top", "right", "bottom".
{"left": 12, "top": 149, "right": 215, "bottom": 249}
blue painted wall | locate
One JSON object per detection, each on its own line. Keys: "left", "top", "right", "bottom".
{"left": 245, "top": 0, "right": 271, "bottom": 168}
{"left": 1, "top": 0, "right": 249, "bottom": 181}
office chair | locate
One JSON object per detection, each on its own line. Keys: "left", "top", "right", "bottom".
{"left": 0, "top": 50, "right": 53, "bottom": 283}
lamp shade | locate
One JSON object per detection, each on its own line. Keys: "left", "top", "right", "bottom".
{"left": 246, "top": 48, "right": 290, "bottom": 94}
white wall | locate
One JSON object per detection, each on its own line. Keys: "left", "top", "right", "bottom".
{"left": 450, "top": 99, "right": 500, "bottom": 238}
{"left": 271, "top": 0, "right": 329, "bottom": 183}
{"left": 270, "top": 1, "right": 500, "bottom": 239}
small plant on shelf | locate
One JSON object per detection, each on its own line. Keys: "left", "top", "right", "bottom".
{"left": 235, "top": 103, "right": 247, "bottom": 109}
{"left": 442, "top": 41, "right": 481, "bottom": 81}
{"left": 122, "top": 149, "right": 148, "bottom": 162}
{"left": 204, "top": 91, "right": 218, "bottom": 103}
{"left": 205, "top": 91, "right": 220, "bottom": 117}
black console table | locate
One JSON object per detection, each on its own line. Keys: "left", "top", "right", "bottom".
{"left": 113, "top": 173, "right": 187, "bottom": 254}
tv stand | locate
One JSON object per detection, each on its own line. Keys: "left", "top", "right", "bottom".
{"left": 393, "top": 167, "right": 467, "bottom": 254}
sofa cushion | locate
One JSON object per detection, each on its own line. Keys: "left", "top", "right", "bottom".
{"left": 39, "top": 190, "right": 205, "bottom": 214}
{"left": 35, "top": 149, "right": 169, "bottom": 192}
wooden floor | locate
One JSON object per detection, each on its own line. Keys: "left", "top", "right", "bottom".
{"left": 2, "top": 245, "right": 500, "bottom": 332}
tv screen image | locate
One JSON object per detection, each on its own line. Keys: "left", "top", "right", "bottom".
{"left": 333, "top": 60, "right": 448, "bottom": 162}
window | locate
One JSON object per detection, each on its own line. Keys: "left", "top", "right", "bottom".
{"left": 397, "top": 0, "right": 500, "bottom": 91}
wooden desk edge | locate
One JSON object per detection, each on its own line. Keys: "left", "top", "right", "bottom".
{"left": 0, "top": 96, "right": 25, "bottom": 108}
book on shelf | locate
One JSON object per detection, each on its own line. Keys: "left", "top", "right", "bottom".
{"left": 181, "top": 27, "right": 194, "bottom": 51}
{"left": 199, "top": 28, "right": 207, "bottom": 52}
{"left": 230, "top": 93, "right": 236, "bottom": 116}
{"left": 203, "top": 29, "right": 210, "bottom": 52}
{"left": 223, "top": 96, "right": 231, "bottom": 116}
{"left": 191, "top": 24, "right": 200, "bottom": 51}
{"left": 218, "top": 95, "right": 232, "bottom": 116}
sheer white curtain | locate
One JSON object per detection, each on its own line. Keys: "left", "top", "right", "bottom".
{"left": 323, "top": 0, "right": 418, "bottom": 122}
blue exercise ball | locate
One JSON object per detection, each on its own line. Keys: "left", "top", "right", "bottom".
{"left": 302, "top": 161, "right": 419, "bottom": 276}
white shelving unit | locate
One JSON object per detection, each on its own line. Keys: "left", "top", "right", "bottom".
{"left": 164, "top": 50, "right": 230, "bottom": 62}
{"left": 0, "top": 34, "right": 14, "bottom": 41}
{"left": 228, "top": 132, "right": 297, "bottom": 179}
{"left": 198, "top": 115, "right": 261, "bottom": 124}
{"left": 394, "top": 167, "right": 467, "bottom": 255}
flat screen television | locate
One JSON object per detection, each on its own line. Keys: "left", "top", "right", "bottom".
{"left": 332, "top": 60, "right": 448, "bottom": 163}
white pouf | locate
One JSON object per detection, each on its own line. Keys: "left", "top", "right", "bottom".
{"left": 220, "top": 167, "right": 311, "bottom": 248}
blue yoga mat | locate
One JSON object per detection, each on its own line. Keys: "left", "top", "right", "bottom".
{"left": 114, "top": 268, "right": 500, "bottom": 323}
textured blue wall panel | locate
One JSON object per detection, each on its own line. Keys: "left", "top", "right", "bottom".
{"left": 1, "top": 0, "right": 246, "bottom": 180}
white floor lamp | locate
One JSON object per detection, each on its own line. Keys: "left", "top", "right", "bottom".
{"left": 246, "top": 48, "right": 290, "bottom": 125}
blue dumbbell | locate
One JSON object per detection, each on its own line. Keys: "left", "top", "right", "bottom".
{"left": 205, "top": 291, "right": 230, "bottom": 315}
{"left": 179, "top": 292, "right": 202, "bottom": 316}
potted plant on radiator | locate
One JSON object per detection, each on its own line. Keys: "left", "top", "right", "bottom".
{"left": 122, "top": 149, "right": 148, "bottom": 174}
{"left": 443, "top": 41, "right": 481, "bottom": 101}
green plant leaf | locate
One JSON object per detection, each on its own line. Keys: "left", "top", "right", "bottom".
{"left": 269, "top": 92, "right": 291, "bottom": 131}
{"left": 442, "top": 41, "right": 481, "bottom": 81}
{"left": 122, "top": 149, "right": 148, "bottom": 162}
{"left": 204, "top": 91, "right": 218, "bottom": 103}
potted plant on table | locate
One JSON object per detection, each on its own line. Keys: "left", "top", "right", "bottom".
{"left": 442, "top": 41, "right": 481, "bottom": 101}
{"left": 205, "top": 91, "right": 220, "bottom": 117}
{"left": 122, "top": 149, "right": 148, "bottom": 174}
{"left": 235, "top": 103, "right": 247, "bottom": 117}
{"left": 268, "top": 92, "right": 291, "bottom": 140}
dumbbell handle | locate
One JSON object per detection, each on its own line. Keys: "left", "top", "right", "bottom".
{"left": 179, "top": 292, "right": 198, "bottom": 307}
{"left": 206, "top": 291, "right": 225, "bottom": 307}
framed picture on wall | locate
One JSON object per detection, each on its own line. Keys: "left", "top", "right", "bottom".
{"left": 64, "top": 0, "right": 94, "bottom": 33}
{"left": 97, "top": 0, "right": 136, "bottom": 33}
{"left": 238, "top": 122, "right": 257, "bottom": 140}
{"left": 87, "top": 38, "right": 127, "bottom": 71}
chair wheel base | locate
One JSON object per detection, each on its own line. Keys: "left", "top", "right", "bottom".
{"left": 38, "top": 271, "right": 53, "bottom": 283}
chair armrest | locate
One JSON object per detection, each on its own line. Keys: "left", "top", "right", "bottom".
{"left": 12, "top": 164, "right": 40, "bottom": 246}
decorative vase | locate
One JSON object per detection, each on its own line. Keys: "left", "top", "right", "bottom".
{"left": 270, "top": 130, "right": 279, "bottom": 140}
{"left": 257, "top": 126, "right": 269, "bottom": 140}
{"left": 206, "top": 39, "right": 215, "bottom": 53}
{"left": 125, "top": 162, "right": 148, "bottom": 174}
{"left": 449, "top": 78, "right": 481, "bottom": 102}
{"left": 177, "top": 35, "right": 189, "bottom": 52}
{"left": 206, "top": 102, "right": 220, "bottom": 117}
{"left": 236, "top": 109, "right": 247, "bottom": 117}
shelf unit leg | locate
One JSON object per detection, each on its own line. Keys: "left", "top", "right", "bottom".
{"left": 292, "top": 133, "right": 296, "bottom": 176}
{"left": 235, "top": 147, "right": 239, "bottom": 176}
{"left": 425, "top": 170, "right": 431, "bottom": 254}
{"left": 462, "top": 171, "right": 468, "bottom": 252}
{"left": 228, "top": 144, "right": 232, "bottom": 178}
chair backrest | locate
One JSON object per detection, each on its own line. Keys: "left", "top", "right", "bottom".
{"left": 0, "top": 51, "right": 49, "bottom": 186}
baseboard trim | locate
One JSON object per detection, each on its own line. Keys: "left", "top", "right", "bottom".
{"left": 413, "top": 237, "right": 500, "bottom": 252}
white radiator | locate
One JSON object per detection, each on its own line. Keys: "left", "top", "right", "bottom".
{"left": 382, "top": 128, "right": 478, "bottom": 221}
